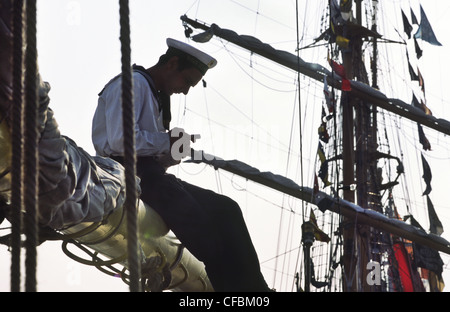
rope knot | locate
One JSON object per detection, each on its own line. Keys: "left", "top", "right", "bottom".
{"left": 141, "top": 253, "right": 172, "bottom": 292}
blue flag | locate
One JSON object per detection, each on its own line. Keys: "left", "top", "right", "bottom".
{"left": 414, "top": 5, "right": 442, "bottom": 46}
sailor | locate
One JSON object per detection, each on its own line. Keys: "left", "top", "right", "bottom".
{"left": 92, "top": 38, "right": 270, "bottom": 292}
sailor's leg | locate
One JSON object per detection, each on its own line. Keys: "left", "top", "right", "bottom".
{"left": 180, "top": 181, "right": 270, "bottom": 292}
{"left": 137, "top": 159, "right": 269, "bottom": 291}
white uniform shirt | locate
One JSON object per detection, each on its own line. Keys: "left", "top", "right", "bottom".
{"left": 92, "top": 72, "right": 170, "bottom": 158}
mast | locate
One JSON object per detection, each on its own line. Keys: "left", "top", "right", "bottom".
{"left": 181, "top": 7, "right": 450, "bottom": 291}
{"left": 340, "top": 0, "right": 382, "bottom": 292}
{"left": 339, "top": 0, "right": 357, "bottom": 291}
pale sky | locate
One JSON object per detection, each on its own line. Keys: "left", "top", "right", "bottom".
{"left": 1, "top": 0, "right": 450, "bottom": 292}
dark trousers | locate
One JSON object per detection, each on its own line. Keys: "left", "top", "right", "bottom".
{"left": 115, "top": 156, "right": 269, "bottom": 292}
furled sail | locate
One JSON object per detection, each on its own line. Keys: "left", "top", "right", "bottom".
{"left": 180, "top": 15, "right": 450, "bottom": 136}
{"left": 187, "top": 150, "right": 450, "bottom": 255}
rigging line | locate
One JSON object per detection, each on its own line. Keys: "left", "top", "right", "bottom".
{"left": 218, "top": 171, "right": 303, "bottom": 215}
{"left": 295, "top": 0, "right": 304, "bottom": 221}
{"left": 286, "top": 0, "right": 309, "bottom": 292}
{"left": 228, "top": 0, "right": 294, "bottom": 31}
{"left": 205, "top": 83, "right": 297, "bottom": 154}
{"left": 184, "top": 0, "right": 201, "bottom": 17}
{"left": 184, "top": 107, "right": 300, "bottom": 158}
{"left": 273, "top": 86, "right": 299, "bottom": 290}
{"left": 250, "top": 52, "right": 254, "bottom": 146}
{"left": 260, "top": 246, "right": 301, "bottom": 265}
{"left": 283, "top": 90, "right": 312, "bottom": 291}
{"left": 201, "top": 78, "right": 224, "bottom": 194}
{"left": 221, "top": 41, "right": 297, "bottom": 92}
{"left": 279, "top": 194, "right": 300, "bottom": 291}
{"left": 254, "top": 0, "right": 260, "bottom": 35}
{"left": 202, "top": 80, "right": 215, "bottom": 154}
{"left": 390, "top": 117, "right": 414, "bottom": 215}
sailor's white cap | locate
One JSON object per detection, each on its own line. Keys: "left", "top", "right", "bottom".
{"left": 166, "top": 38, "right": 217, "bottom": 75}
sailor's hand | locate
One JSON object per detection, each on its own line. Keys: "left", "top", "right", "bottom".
{"left": 169, "top": 127, "right": 191, "bottom": 161}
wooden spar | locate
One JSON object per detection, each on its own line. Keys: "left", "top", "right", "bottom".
{"left": 187, "top": 153, "right": 450, "bottom": 255}
{"left": 180, "top": 15, "right": 450, "bottom": 136}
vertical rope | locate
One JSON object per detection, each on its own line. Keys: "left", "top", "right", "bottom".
{"left": 23, "top": 0, "right": 39, "bottom": 292}
{"left": 11, "top": 0, "right": 25, "bottom": 292}
{"left": 119, "top": 0, "right": 141, "bottom": 292}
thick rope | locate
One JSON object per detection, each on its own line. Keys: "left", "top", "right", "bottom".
{"left": 10, "top": 0, "right": 25, "bottom": 292}
{"left": 119, "top": 0, "right": 141, "bottom": 292}
{"left": 23, "top": 0, "right": 39, "bottom": 292}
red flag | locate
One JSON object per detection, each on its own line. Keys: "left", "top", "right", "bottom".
{"left": 328, "top": 57, "right": 351, "bottom": 91}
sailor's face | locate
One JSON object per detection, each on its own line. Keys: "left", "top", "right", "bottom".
{"left": 163, "top": 56, "right": 203, "bottom": 96}
{"left": 168, "top": 67, "right": 203, "bottom": 96}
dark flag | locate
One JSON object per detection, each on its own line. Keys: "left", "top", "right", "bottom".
{"left": 313, "top": 174, "right": 319, "bottom": 195}
{"left": 418, "top": 123, "right": 431, "bottom": 151}
{"left": 402, "top": 9, "right": 413, "bottom": 39}
{"left": 407, "top": 215, "right": 444, "bottom": 280}
{"left": 413, "top": 241, "right": 444, "bottom": 277}
{"left": 412, "top": 93, "right": 432, "bottom": 116}
{"left": 426, "top": 195, "right": 443, "bottom": 236}
{"left": 411, "top": 7, "right": 418, "bottom": 25}
{"left": 414, "top": 5, "right": 442, "bottom": 46}
{"left": 420, "top": 99, "right": 432, "bottom": 116}
{"left": 412, "top": 93, "right": 421, "bottom": 107}
{"left": 340, "top": 0, "right": 352, "bottom": 13}
{"left": 408, "top": 61, "right": 419, "bottom": 81}
{"left": 414, "top": 37, "right": 423, "bottom": 59}
{"left": 421, "top": 153, "right": 432, "bottom": 196}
